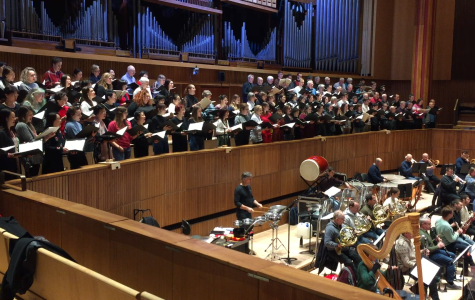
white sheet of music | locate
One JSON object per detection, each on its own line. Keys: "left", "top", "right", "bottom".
{"left": 64, "top": 139, "right": 86, "bottom": 151}
{"left": 188, "top": 122, "right": 204, "bottom": 131}
{"left": 19, "top": 140, "right": 43, "bottom": 153}
{"left": 116, "top": 127, "right": 127, "bottom": 136}
{"left": 33, "top": 111, "right": 45, "bottom": 119}
{"left": 0, "top": 146, "right": 14, "bottom": 152}
{"left": 49, "top": 85, "right": 64, "bottom": 93}
{"left": 282, "top": 123, "right": 295, "bottom": 128}
{"left": 324, "top": 186, "right": 341, "bottom": 197}
{"left": 410, "top": 257, "right": 440, "bottom": 285}
{"left": 35, "top": 127, "right": 59, "bottom": 140}
{"left": 127, "top": 117, "right": 134, "bottom": 121}
{"left": 373, "top": 231, "right": 386, "bottom": 245}
{"left": 151, "top": 131, "right": 166, "bottom": 139}
{"left": 230, "top": 124, "right": 242, "bottom": 131}
{"left": 143, "top": 124, "right": 149, "bottom": 129}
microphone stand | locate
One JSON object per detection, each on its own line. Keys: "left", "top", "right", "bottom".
{"left": 281, "top": 198, "right": 299, "bottom": 265}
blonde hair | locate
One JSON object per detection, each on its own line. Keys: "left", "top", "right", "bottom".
{"left": 96, "top": 73, "right": 112, "bottom": 89}
{"left": 20, "top": 67, "right": 36, "bottom": 83}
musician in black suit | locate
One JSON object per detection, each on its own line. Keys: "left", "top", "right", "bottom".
{"left": 242, "top": 74, "right": 254, "bottom": 102}
{"left": 440, "top": 166, "right": 462, "bottom": 206}
{"left": 234, "top": 172, "right": 262, "bottom": 220}
{"left": 367, "top": 158, "right": 387, "bottom": 184}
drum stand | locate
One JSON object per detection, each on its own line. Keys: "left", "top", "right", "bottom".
{"left": 264, "top": 222, "right": 287, "bottom": 261}
{"left": 301, "top": 175, "right": 326, "bottom": 196}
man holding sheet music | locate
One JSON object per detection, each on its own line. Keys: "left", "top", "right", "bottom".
{"left": 395, "top": 232, "right": 440, "bottom": 300}
{"left": 436, "top": 206, "right": 475, "bottom": 276}
{"left": 419, "top": 217, "right": 460, "bottom": 289}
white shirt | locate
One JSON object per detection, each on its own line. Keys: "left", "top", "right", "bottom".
{"left": 337, "top": 100, "right": 349, "bottom": 108}
{"left": 80, "top": 100, "right": 97, "bottom": 115}
{"left": 383, "top": 197, "right": 398, "bottom": 207}
{"left": 133, "top": 86, "right": 153, "bottom": 99}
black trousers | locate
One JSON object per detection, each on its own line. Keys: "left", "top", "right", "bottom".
{"left": 441, "top": 193, "right": 460, "bottom": 206}
{"left": 326, "top": 248, "right": 361, "bottom": 272}
{"left": 422, "top": 174, "right": 440, "bottom": 193}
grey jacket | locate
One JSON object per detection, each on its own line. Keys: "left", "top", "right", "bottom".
{"left": 15, "top": 122, "right": 43, "bottom": 165}
{"left": 324, "top": 221, "right": 341, "bottom": 251}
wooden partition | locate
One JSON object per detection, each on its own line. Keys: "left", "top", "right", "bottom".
{"left": 0, "top": 188, "right": 387, "bottom": 300}
{"left": 8, "top": 129, "right": 436, "bottom": 235}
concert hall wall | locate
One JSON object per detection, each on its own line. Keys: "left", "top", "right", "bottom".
{"left": 7, "top": 129, "right": 450, "bottom": 236}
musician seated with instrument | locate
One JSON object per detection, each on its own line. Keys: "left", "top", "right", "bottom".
{"left": 324, "top": 210, "right": 362, "bottom": 273}
{"left": 455, "top": 150, "right": 470, "bottom": 178}
{"left": 318, "top": 167, "right": 350, "bottom": 192}
{"left": 440, "top": 166, "right": 463, "bottom": 206}
{"left": 419, "top": 217, "right": 460, "bottom": 290}
{"left": 449, "top": 199, "right": 475, "bottom": 244}
{"left": 459, "top": 193, "right": 475, "bottom": 237}
{"left": 400, "top": 154, "right": 419, "bottom": 180}
{"left": 344, "top": 201, "right": 372, "bottom": 246}
{"left": 436, "top": 206, "right": 475, "bottom": 276}
{"left": 465, "top": 167, "right": 475, "bottom": 201}
{"left": 395, "top": 232, "right": 440, "bottom": 300}
{"left": 234, "top": 172, "right": 262, "bottom": 221}
{"left": 420, "top": 153, "right": 440, "bottom": 194}
{"left": 368, "top": 158, "right": 387, "bottom": 184}
{"left": 359, "top": 194, "right": 384, "bottom": 242}
{"left": 357, "top": 244, "right": 398, "bottom": 292}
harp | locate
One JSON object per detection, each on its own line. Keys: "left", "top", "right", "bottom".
{"left": 357, "top": 213, "right": 424, "bottom": 299}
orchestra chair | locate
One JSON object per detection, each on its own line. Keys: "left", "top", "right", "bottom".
{"left": 361, "top": 173, "right": 368, "bottom": 182}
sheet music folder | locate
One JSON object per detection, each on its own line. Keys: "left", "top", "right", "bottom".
{"left": 409, "top": 256, "right": 441, "bottom": 286}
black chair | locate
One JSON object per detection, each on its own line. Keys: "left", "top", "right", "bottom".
{"left": 361, "top": 173, "right": 368, "bottom": 182}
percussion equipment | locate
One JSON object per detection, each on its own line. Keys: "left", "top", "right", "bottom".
{"left": 264, "top": 211, "right": 281, "bottom": 222}
{"left": 382, "top": 174, "right": 405, "bottom": 181}
{"left": 378, "top": 182, "right": 398, "bottom": 202}
{"left": 253, "top": 216, "right": 267, "bottom": 226}
{"left": 269, "top": 205, "right": 287, "bottom": 213}
{"left": 340, "top": 188, "right": 360, "bottom": 211}
{"left": 233, "top": 220, "right": 243, "bottom": 227}
{"left": 299, "top": 156, "right": 329, "bottom": 181}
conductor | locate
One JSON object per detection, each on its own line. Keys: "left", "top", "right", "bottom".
{"left": 234, "top": 172, "right": 263, "bottom": 220}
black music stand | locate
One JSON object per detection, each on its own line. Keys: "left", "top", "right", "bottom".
{"left": 411, "top": 163, "right": 427, "bottom": 175}
{"left": 439, "top": 164, "right": 455, "bottom": 175}
{"left": 460, "top": 164, "right": 475, "bottom": 175}
{"left": 398, "top": 183, "right": 413, "bottom": 200}
{"left": 281, "top": 198, "right": 299, "bottom": 264}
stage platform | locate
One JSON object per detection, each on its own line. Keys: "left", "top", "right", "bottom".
{"left": 251, "top": 191, "right": 466, "bottom": 300}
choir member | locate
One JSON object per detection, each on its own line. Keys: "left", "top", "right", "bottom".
{"left": 0, "top": 86, "right": 20, "bottom": 115}
{"left": 71, "top": 68, "right": 82, "bottom": 82}
{"left": 159, "top": 79, "right": 175, "bottom": 104}
{"left": 170, "top": 104, "right": 189, "bottom": 152}
{"left": 94, "top": 72, "right": 113, "bottom": 100}
{"left": 188, "top": 106, "right": 206, "bottom": 151}
{"left": 0, "top": 109, "right": 19, "bottom": 180}
{"left": 228, "top": 94, "right": 240, "bottom": 127}
{"left": 42, "top": 57, "right": 63, "bottom": 89}
{"left": 102, "top": 90, "right": 117, "bottom": 127}
{"left": 234, "top": 103, "right": 253, "bottom": 146}
{"left": 64, "top": 107, "right": 89, "bottom": 169}
{"left": 18, "top": 67, "right": 39, "bottom": 95}
{"left": 250, "top": 105, "right": 263, "bottom": 144}
{"left": 128, "top": 89, "right": 153, "bottom": 119}
{"left": 168, "top": 94, "right": 182, "bottom": 116}
{"left": 215, "top": 109, "right": 231, "bottom": 147}
{"left": 42, "top": 112, "right": 68, "bottom": 175}
{"left": 108, "top": 106, "right": 133, "bottom": 161}
{"left": 92, "top": 105, "right": 112, "bottom": 162}
{"left": 149, "top": 103, "right": 172, "bottom": 155}
{"left": 15, "top": 106, "right": 46, "bottom": 176}
{"left": 89, "top": 64, "right": 101, "bottom": 84}
{"left": 215, "top": 95, "right": 228, "bottom": 109}
{"left": 112, "top": 80, "right": 130, "bottom": 105}
{"left": 131, "top": 111, "right": 153, "bottom": 158}
{"left": 133, "top": 77, "right": 153, "bottom": 99}
{"left": 22, "top": 88, "right": 46, "bottom": 133}
{"left": 242, "top": 74, "right": 254, "bottom": 102}
{"left": 0, "top": 66, "right": 15, "bottom": 95}
{"left": 184, "top": 84, "right": 198, "bottom": 116}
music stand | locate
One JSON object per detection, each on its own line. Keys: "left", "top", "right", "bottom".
{"left": 281, "top": 198, "right": 299, "bottom": 264}
{"left": 411, "top": 163, "right": 427, "bottom": 175}
{"left": 397, "top": 183, "right": 413, "bottom": 200}
{"left": 460, "top": 164, "right": 475, "bottom": 175}
{"left": 439, "top": 164, "right": 455, "bottom": 176}
{"left": 410, "top": 257, "right": 441, "bottom": 286}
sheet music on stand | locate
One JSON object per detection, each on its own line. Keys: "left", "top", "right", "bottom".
{"left": 373, "top": 231, "right": 386, "bottom": 245}
{"left": 409, "top": 256, "right": 441, "bottom": 286}
{"left": 324, "top": 186, "right": 341, "bottom": 197}
{"left": 452, "top": 244, "right": 472, "bottom": 264}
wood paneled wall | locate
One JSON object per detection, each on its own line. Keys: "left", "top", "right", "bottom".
{"left": 0, "top": 189, "right": 388, "bottom": 300}
{"left": 9, "top": 129, "right": 434, "bottom": 236}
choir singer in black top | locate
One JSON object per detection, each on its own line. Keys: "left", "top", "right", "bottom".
{"left": 234, "top": 172, "right": 262, "bottom": 220}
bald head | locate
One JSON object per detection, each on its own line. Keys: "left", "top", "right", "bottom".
{"left": 422, "top": 153, "right": 429, "bottom": 162}
{"left": 405, "top": 154, "right": 413, "bottom": 162}
{"left": 375, "top": 158, "right": 382, "bottom": 167}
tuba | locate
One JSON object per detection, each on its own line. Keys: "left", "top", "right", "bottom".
{"left": 372, "top": 204, "right": 390, "bottom": 226}
{"left": 354, "top": 213, "right": 372, "bottom": 235}
{"left": 335, "top": 227, "right": 358, "bottom": 255}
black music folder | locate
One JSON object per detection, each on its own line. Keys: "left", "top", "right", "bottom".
{"left": 269, "top": 113, "right": 283, "bottom": 124}
{"left": 242, "top": 120, "right": 258, "bottom": 128}
{"left": 260, "top": 122, "right": 273, "bottom": 129}
{"left": 75, "top": 124, "right": 99, "bottom": 138}
{"left": 126, "top": 125, "right": 146, "bottom": 136}
{"left": 305, "top": 113, "right": 319, "bottom": 121}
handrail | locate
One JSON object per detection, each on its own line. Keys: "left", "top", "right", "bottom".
{"left": 453, "top": 98, "right": 459, "bottom": 126}
{"left": 0, "top": 171, "right": 26, "bottom": 191}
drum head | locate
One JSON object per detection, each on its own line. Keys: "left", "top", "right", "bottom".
{"left": 300, "top": 156, "right": 328, "bottom": 181}
{"left": 243, "top": 218, "right": 254, "bottom": 225}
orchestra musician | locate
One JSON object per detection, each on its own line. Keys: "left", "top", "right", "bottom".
{"left": 455, "top": 150, "right": 470, "bottom": 178}
{"left": 440, "top": 166, "right": 463, "bottom": 206}
{"left": 234, "top": 172, "right": 262, "bottom": 221}
{"left": 324, "top": 210, "right": 362, "bottom": 273}
{"left": 449, "top": 199, "right": 475, "bottom": 245}
{"left": 344, "top": 201, "right": 372, "bottom": 246}
{"left": 419, "top": 217, "right": 460, "bottom": 290}
{"left": 395, "top": 232, "right": 440, "bottom": 300}
{"left": 459, "top": 193, "right": 475, "bottom": 237}
{"left": 420, "top": 153, "right": 439, "bottom": 194}
{"left": 400, "top": 154, "right": 419, "bottom": 180}
{"left": 367, "top": 158, "right": 387, "bottom": 184}
{"left": 359, "top": 194, "right": 384, "bottom": 240}
{"left": 436, "top": 206, "right": 475, "bottom": 276}
{"left": 318, "top": 167, "right": 350, "bottom": 192}
{"left": 465, "top": 167, "right": 475, "bottom": 200}
{"left": 357, "top": 244, "right": 398, "bottom": 292}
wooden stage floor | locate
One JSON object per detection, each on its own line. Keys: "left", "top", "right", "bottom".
{"left": 251, "top": 191, "right": 467, "bottom": 300}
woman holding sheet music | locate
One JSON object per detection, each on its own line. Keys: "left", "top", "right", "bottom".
{"left": 23, "top": 88, "right": 46, "bottom": 133}
{"left": 250, "top": 105, "right": 263, "bottom": 144}
{"left": 282, "top": 105, "right": 294, "bottom": 141}
{"left": 94, "top": 73, "right": 113, "bottom": 100}
{"left": 42, "top": 113, "right": 68, "bottom": 175}
{"left": 0, "top": 109, "right": 19, "bottom": 179}
{"left": 15, "top": 106, "right": 48, "bottom": 177}
{"left": 102, "top": 90, "right": 117, "bottom": 127}
{"left": 215, "top": 109, "right": 231, "bottom": 147}
{"left": 80, "top": 87, "right": 97, "bottom": 116}
{"left": 188, "top": 106, "right": 206, "bottom": 151}
{"left": 184, "top": 84, "right": 198, "bottom": 117}
{"left": 131, "top": 111, "right": 153, "bottom": 158}
{"left": 170, "top": 105, "right": 189, "bottom": 152}
{"left": 93, "top": 105, "right": 112, "bottom": 162}
{"left": 108, "top": 106, "right": 133, "bottom": 161}
{"left": 234, "top": 103, "right": 252, "bottom": 146}
{"left": 64, "top": 107, "right": 89, "bottom": 169}
{"left": 149, "top": 103, "right": 172, "bottom": 155}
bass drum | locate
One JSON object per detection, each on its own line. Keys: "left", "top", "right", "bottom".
{"left": 300, "top": 156, "right": 329, "bottom": 181}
